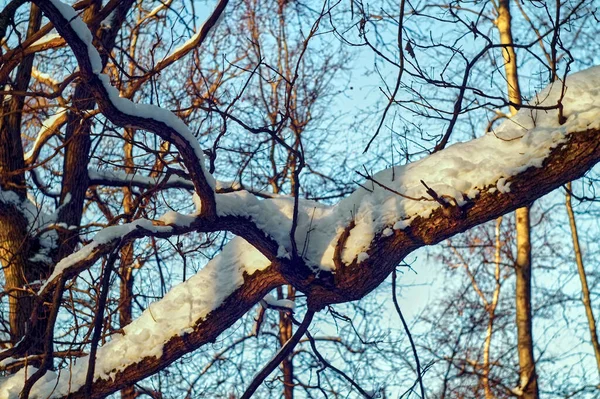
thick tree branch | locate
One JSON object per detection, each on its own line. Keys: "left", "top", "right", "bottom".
{"left": 300, "top": 129, "right": 600, "bottom": 308}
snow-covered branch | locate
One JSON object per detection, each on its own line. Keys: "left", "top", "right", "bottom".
{"left": 15, "top": 72, "right": 600, "bottom": 397}
{"left": 0, "top": 238, "right": 284, "bottom": 398}
{"left": 125, "top": 0, "right": 229, "bottom": 95}
{"left": 34, "top": 0, "right": 218, "bottom": 217}
{"left": 24, "top": 110, "right": 67, "bottom": 165}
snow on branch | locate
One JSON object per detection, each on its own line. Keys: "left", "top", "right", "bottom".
{"left": 87, "top": 169, "right": 195, "bottom": 191}
{"left": 126, "top": 0, "right": 229, "bottom": 94}
{"left": 41, "top": 0, "right": 600, "bottom": 276}
{"left": 36, "top": 0, "right": 217, "bottom": 216}
{"left": 16, "top": 2, "right": 600, "bottom": 397}
{"left": 0, "top": 238, "right": 277, "bottom": 399}
{"left": 88, "top": 169, "right": 280, "bottom": 200}
{"left": 216, "top": 67, "right": 600, "bottom": 271}
{"left": 37, "top": 219, "right": 174, "bottom": 296}
{"left": 24, "top": 110, "right": 67, "bottom": 165}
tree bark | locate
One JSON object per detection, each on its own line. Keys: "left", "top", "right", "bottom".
{"left": 496, "top": 1, "right": 539, "bottom": 397}
{"left": 120, "top": 128, "right": 137, "bottom": 399}
{"left": 483, "top": 217, "right": 503, "bottom": 399}
{"left": 0, "top": 3, "right": 47, "bottom": 356}
{"left": 565, "top": 182, "right": 600, "bottom": 377}
{"left": 55, "top": 1, "right": 101, "bottom": 259}
{"left": 514, "top": 207, "right": 538, "bottom": 397}
{"left": 24, "top": 2, "right": 600, "bottom": 395}
{"left": 278, "top": 286, "right": 295, "bottom": 399}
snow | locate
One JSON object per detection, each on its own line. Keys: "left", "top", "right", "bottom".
{"left": 89, "top": 170, "right": 260, "bottom": 194}
{"left": 96, "top": 75, "right": 213, "bottom": 186}
{"left": 146, "top": 0, "right": 173, "bottom": 20}
{"left": 357, "top": 252, "right": 369, "bottom": 263}
{"left": 30, "top": 32, "right": 61, "bottom": 47}
{"left": 12, "top": 1, "right": 600, "bottom": 395}
{"left": 0, "top": 188, "right": 61, "bottom": 266}
{"left": 0, "top": 237, "right": 270, "bottom": 398}
{"left": 158, "top": 210, "right": 196, "bottom": 227}
{"left": 167, "top": 5, "right": 224, "bottom": 57}
{"left": 39, "top": 219, "right": 173, "bottom": 293}
{"left": 25, "top": 110, "right": 66, "bottom": 161}
{"left": 88, "top": 169, "right": 194, "bottom": 189}
{"left": 215, "top": 66, "right": 600, "bottom": 270}
{"left": 48, "top": 0, "right": 102, "bottom": 73}
{"left": 100, "top": 10, "right": 116, "bottom": 28}
{"left": 261, "top": 294, "right": 296, "bottom": 311}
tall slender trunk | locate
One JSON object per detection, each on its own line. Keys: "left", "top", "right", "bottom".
{"left": 514, "top": 207, "right": 538, "bottom": 397}
{"left": 278, "top": 285, "right": 295, "bottom": 399}
{"left": 483, "top": 217, "right": 503, "bottom": 399}
{"left": 565, "top": 182, "right": 600, "bottom": 376}
{"left": 496, "top": 1, "right": 539, "bottom": 398}
{"left": 120, "top": 128, "right": 136, "bottom": 399}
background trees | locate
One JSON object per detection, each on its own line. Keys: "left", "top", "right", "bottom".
{"left": 0, "top": 0, "right": 600, "bottom": 398}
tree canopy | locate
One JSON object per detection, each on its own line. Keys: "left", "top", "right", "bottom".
{"left": 1, "top": 0, "right": 600, "bottom": 398}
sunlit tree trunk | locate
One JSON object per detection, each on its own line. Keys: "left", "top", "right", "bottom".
{"left": 565, "top": 182, "right": 600, "bottom": 377}
{"left": 496, "top": 1, "right": 539, "bottom": 398}
{"left": 278, "top": 285, "right": 295, "bottom": 399}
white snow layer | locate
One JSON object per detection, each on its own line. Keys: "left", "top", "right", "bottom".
{"left": 39, "top": 219, "right": 173, "bottom": 293}
{"left": 216, "top": 66, "right": 600, "bottom": 270}
{"left": 24, "top": 110, "right": 66, "bottom": 161}
{"left": 48, "top": 0, "right": 102, "bottom": 73}
{"left": 0, "top": 238, "right": 270, "bottom": 398}
{"left": 31, "top": 32, "right": 61, "bottom": 47}
{"left": 262, "top": 294, "right": 296, "bottom": 311}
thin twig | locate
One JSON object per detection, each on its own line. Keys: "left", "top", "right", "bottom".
{"left": 240, "top": 310, "right": 315, "bottom": 399}
{"left": 392, "top": 269, "right": 425, "bottom": 398}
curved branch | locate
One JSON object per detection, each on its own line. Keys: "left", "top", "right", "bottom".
{"left": 32, "top": 0, "right": 217, "bottom": 217}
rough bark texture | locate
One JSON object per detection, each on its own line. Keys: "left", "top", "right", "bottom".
{"left": 497, "top": 1, "right": 539, "bottom": 397}
{"left": 0, "top": 3, "right": 46, "bottom": 355}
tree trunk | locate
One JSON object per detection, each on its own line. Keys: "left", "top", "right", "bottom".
{"left": 278, "top": 285, "right": 295, "bottom": 399}
{"left": 565, "top": 182, "right": 600, "bottom": 377}
{"left": 483, "top": 217, "right": 503, "bottom": 399}
{"left": 0, "top": 3, "right": 47, "bottom": 357}
{"left": 120, "top": 128, "right": 137, "bottom": 399}
{"left": 496, "top": 1, "right": 539, "bottom": 398}
{"left": 514, "top": 207, "right": 538, "bottom": 398}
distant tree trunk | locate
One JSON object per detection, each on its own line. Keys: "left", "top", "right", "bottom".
{"left": 56, "top": 0, "right": 135, "bottom": 258}
{"left": 565, "top": 182, "right": 600, "bottom": 377}
{"left": 55, "top": 2, "right": 100, "bottom": 259}
{"left": 0, "top": 3, "right": 47, "bottom": 357}
{"left": 120, "top": 128, "right": 137, "bottom": 399}
{"left": 483, "top": 217, "right": 503, "bottom": 399}
{"left": 514, "top": 207, "right": 538, "bottom": 398}
{"left": 278, "top": 285, "right": 295, "bottom": 399}
{"left": 496, "top": 1, "right": 539, "bottom": 398}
